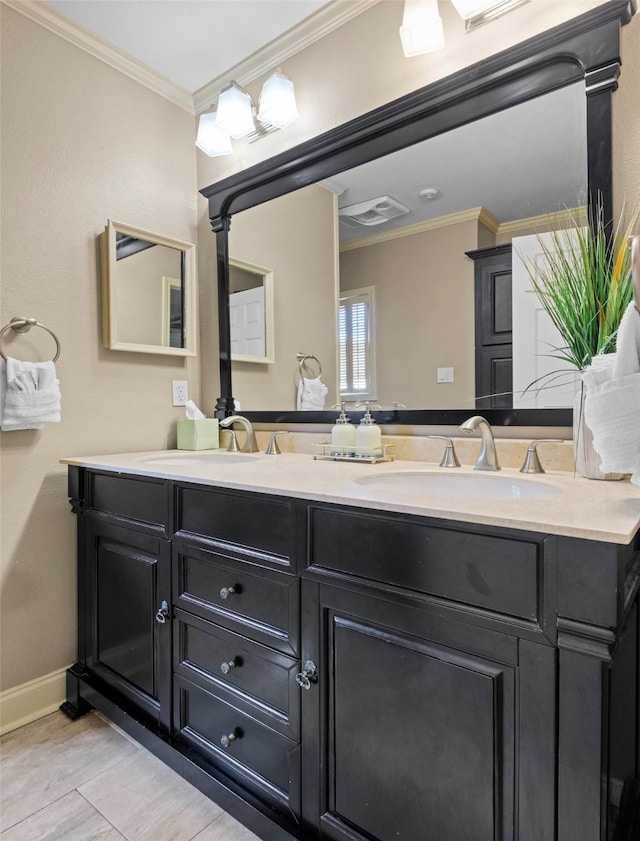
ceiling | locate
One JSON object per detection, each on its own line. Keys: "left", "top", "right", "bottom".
{"left": 44, "top": 0, "right": 332, "bottom": 93}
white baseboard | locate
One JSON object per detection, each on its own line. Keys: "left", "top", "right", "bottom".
{"left": 0, "top": 666, "right": 70, "bottom": 736}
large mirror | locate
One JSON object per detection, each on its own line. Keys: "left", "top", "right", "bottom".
{"left": 227, "top": 81, "right": 587, "bottom": 413}
{"left": 202, "top": 1, "right": 634, "bottom": 424}
{"left": 101, "top": 220, "right": 197, "bottom": 356}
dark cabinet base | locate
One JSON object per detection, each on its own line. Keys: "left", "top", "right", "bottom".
{"left": 60, "top": 667, "right": 308, "bottom": 841}
{"left": 64, "top": 467, "right": 640, "bottom": 841}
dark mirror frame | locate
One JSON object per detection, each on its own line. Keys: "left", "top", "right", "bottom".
{"left": 201, "top": 0, "right": 636, "bottom": 425}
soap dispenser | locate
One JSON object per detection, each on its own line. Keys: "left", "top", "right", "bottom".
{"left": 355, "top": 402, "right": 383, "bottom": 458}
{"left": 331, "top": 402, "right": 356, "bottom": 457}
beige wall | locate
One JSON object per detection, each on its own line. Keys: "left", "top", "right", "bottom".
{"left": 340, "top": 220, "right": 479, "bottom": 409}
{"left": 0, "top": 7, "right": 198, "bottom": 691}
{"left": 228, "top": 186, "right": 338, "bottom": 410}
{"left": 1, "top": 1, "right": 638, "bottom": 696}
{"left": 613, "top": 10, "right": 640, "bottom": 223}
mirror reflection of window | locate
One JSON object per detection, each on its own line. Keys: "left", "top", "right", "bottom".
{"left": 339, "top": 286, "right": 376, "bottom": 401}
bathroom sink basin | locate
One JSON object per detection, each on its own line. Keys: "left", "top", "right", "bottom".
{"left": 354, "top": 472, "right": 562, "bottom": 500}
{"left": 141, "top": 453, "right": 259, "bottom": 466}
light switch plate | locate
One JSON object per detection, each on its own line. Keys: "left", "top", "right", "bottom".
{"left": 437, "top": 367, "right": 454, "bottom": 383}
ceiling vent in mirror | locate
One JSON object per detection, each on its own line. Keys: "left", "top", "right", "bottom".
{"left": 339, "top": 196, "right": 410, "bottom": 228}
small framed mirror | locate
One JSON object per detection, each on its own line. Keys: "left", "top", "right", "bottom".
{"left": 229, "top": 257, "right": 274, "bottom": 364}
{"left": 101, "top": 220, "right": 197, "bottom": 356}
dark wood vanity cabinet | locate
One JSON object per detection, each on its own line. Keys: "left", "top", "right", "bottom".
{"left": 64, "top": 470, "right": 172, "bottom": 730}
{"left": 64, "top": 468, "right": 640, "bottom": 841}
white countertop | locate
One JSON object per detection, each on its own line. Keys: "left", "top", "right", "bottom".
{"left": 61, "top": 450, "right": 640, "bottom": 545}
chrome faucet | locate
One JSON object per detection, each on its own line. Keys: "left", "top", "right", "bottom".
{"left": 219, "top": 415, "right": 260, "bottom": 453}
{"left": 460, "top": 415, "right": 500, "bottom": 471}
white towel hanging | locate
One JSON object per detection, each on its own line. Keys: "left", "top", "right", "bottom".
{"left": 0, "top": 358, "right": 61, "bottom": 431}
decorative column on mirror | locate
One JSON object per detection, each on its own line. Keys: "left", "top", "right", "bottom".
{"left": 212, "top": 215, "right": 236, "bottom": 418}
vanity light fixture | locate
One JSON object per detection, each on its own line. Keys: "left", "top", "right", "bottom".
{"left": 195, "top": 112, "right": 233, "bottom": 157}
{"left": 257, "top": 71, "right": 298, "bottom": 129}
{"left": 450, "top": 0, "right": 529, "bottom": 32}
{"left": 198, "top": 73, "right": 300, "bottom": 155}
{"left": 399, "top": 0, "right": 444, "bottom": 56}
{"left": 215, "top": 80, "right": 255, "bottom": 138}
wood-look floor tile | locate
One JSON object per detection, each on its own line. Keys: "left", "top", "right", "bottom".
{"left": 192, "top": 812, "right": 262, "bottom": 841}
{"left": 78, "top": 748, "right": 223, "bottom": 841}
{"left": 0, "top": 712, "right": 137, "bottom": 832}
{"left": 0, "top": 790, "right": 126, "bottom": 841}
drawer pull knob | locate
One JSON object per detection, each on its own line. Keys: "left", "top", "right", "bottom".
{"left": 220, "top": 659, "right": 238, "bottom": 675}
{"left": 220, "top": 585, "right": 239, "bottom": 600}
{"left": 154, "top": 600, "right": 169, "bottom": 624}
{"left": 220, "top": 731, "right": 239, "bottom": 748}
{"left": 295, "top": 659, "right": 318, "bottom": 690}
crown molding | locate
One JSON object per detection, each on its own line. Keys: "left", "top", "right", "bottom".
{"left": 339, "top": 207, "right": 497, "bottom": 252}
{"left": 2, "top": 0, "right": 194, "bottom": 113}
{"left": 193, "top": 0, "right": 381, "bottom": 113}
{"left": 497, "top": 206, "right": 587, "bottom": 236}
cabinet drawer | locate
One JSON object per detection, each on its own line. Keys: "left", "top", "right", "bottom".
{"left": 173, "top": 541, "right": 299, "bottom": 656}
{"left": 174, "top": 609, "right": 300, "bottom": 739}
{"left": 87, "top": 472, "right": 167, "bottom": 530}
{"left": 175, "top": 485, "right": 296, "bottom": 569}
{"left": 309, "top": 507, "right": 544, "bottom": 622}
{"left": 175, "top": 676, "right": 300, "bottom": 820}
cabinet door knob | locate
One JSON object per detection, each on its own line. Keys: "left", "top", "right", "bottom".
{"left": 220, "top": 659, "right": 238, "bottom": 675}
{"left": 154, "top": 600, "right": 169, "bottom": 624}
{"left": 219, "top": 586, "right": 237, "bottom": 600}
{"left": 295, "top": 659, "right": 318, "bottom": 690}
{"left": 220, "top": 731, "right": 239, "bottom": 748}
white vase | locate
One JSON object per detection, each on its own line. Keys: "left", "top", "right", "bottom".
{"left": 573, "top": 385, "right": 624, "bottom": 480}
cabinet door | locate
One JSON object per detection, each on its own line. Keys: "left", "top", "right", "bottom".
{"left": 301, "top": 581, "right": 555, "bottom": 841}
{"left": 84, "top": 517, "right": 172, "bottom": 729}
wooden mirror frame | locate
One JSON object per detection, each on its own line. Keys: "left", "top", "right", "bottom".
{"left": 201, "top": 1, "right": 636, "bottom": 424}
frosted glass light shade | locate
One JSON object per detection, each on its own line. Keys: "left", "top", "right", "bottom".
{"left": 215, "top": 81, "right": 255, "bottom": 138}
{"left": 399, "top": 0, "right": 444, "bottom": 57}
{"left": 195, "top": 112, "right": 233, "bottom": 156}
{"left": 257, "top": 72, "right": 298, "bottom": 129}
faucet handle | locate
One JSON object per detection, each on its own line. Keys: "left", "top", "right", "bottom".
{"left": 426, "top": 435, "right": 461, "bottom": 468}
{"left": 266, "top": 431, "right": 289, "bottom": 455}
{"left": 225, "top": 430, "right": 239, "bottom": 453}
{"left": 520, "top": 439, "right": 563, "bottom": 474}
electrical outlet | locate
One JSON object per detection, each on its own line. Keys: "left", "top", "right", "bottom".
{"left": 172, "top": 380, "right": 188, "bottom": 406}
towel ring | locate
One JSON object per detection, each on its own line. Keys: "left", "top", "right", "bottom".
{"left": 0, "top": 317, "right": 61, "bottom": 362}
{"left": 297, "top": 353, "right": 322, "bottom": 378}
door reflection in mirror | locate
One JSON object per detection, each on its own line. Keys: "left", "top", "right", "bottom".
{"left": 229, "top": 258, "right": 275, "bottom": 364}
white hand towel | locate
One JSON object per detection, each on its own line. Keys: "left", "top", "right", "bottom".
{"left": 296, "top": 376, "right": 328, "bottom": 411}
{"left": 583, "top": 302, "right": 640, "bottom": 482}
{"left": 1, "top": 358, "right": 61, "bottom": 431}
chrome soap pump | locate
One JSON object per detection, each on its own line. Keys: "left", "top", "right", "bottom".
{"left": 355, "top": 402, "right": 382, "bottom": 458}
{"left": 331, "top": 402, "right": 356, "bottom": 457}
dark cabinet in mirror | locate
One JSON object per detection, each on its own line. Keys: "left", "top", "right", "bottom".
{"left": 201, "top": 1, "right": 635, "bottom": 425}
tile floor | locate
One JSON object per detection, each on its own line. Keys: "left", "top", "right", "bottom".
{"left": 0, "top": 710, "right": 261, "bottom": 841}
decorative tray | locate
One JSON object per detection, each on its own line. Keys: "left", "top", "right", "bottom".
{"left": 312, "top": 443, "right": 395, "bottom": 464}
